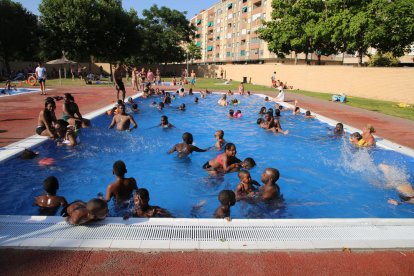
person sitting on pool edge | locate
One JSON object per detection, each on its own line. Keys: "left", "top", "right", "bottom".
{"left": 36, "top": 98, "right": 57, "bottom": 138}
{"left": 235, "top": 170, "right": 260, "bottom": 201}
{"left": 214, "top": 190, "right": 236, "bottom": 220}
{"left": 159, "top": 115, "right": 174, "bottom": 128}
{"left": 203, "top": 143, "right": 241, "bottom": 174}
{"left": 104, "top": 160, "right": 138, "bottom": 204}
{"left": 379, "top": 164, "right": 414, "bottom": 205}
{"left": 62, "top": 198, "right": 108, "bottom": 225}
{"left": 132, "top": 188, "right": 173, "bottom": 218}
{"left": 108, "top": 103, "right": 137, "bottom": 131}
{"left": 168, "top": 132, "right": 210, "bottom": 157}
{"left": 34, "top": 176, "right": 68, "bottom": 215}
{"left": 260, "top": 168, "right": 282, "bottom": 201}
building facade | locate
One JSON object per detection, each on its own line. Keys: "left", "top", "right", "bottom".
{"left": 190, "top": 0, "right": 414, "bottom": 66}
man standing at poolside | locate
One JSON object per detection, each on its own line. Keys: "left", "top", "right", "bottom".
{"left": 113, "top": 64, "right": 126, "bottom": 102}
{"left": 35, "top": 62, "right": 47, "bottom": 95}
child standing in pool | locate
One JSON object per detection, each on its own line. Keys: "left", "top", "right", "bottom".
{"left": 34, "top": 176, "right": 67, "bottom": 215}
{"left": 214, "top": 190, "right": 236, "bottom": 219}
{"left": 105, "top": 160, "right": 138, "bottom": 203}
{"left": 159, "top": 115, "right": 174, "bottom": 128}
{"left": 203, "top": 143, "right": 241, "bottom": 173}
{"left": 235, "top": 170, "right": 260, "bottom": 200}
{"left": 214, "top": 130, "right": 226, "bottom": 150}
{"left": 168, "top": 132, "right": 210, "bottom": 157}
{"left": 260, "top": 168, "right": 281, "bottom": 201}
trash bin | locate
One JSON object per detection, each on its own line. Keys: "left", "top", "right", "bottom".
{"left": 242, "top": 76, "right": 247, "bottom": 83}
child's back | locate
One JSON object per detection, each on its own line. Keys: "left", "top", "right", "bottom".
{"left": 34, "top": 176, "right": 67, "bottom": 215}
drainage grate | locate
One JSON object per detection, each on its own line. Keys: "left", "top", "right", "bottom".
{"left": 1, "top": 217, "right": 414, "bottom": 243}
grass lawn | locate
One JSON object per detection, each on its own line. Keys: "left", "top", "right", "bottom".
{"left": 288, "top": 90, "right": 414, "bottom": 121}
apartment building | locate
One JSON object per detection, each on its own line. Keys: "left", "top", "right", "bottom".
{"left": 190, "top": 0, "right": 414, "bottom": 66}
{"left": 190, "top": 0, "right": 277, "bottom": 64}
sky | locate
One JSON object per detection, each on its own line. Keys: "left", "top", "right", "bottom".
{"left": 15, "top": 0, "right": 218, "bottom": 19}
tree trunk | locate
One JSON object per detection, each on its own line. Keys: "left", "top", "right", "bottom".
{"left": 358, "top": 52, "right": 363, "bottom": 67}
{"left": 294, "top": 52, "right": 298, "bottom": 65}
{"left": 317, "top": 55, "right": 321, "bottom": 65}
{"left": 305, "top": 51, "right": 309, "bottom": 65}
{"left": 109, "top": 63, "right": 113, "bottom": 82}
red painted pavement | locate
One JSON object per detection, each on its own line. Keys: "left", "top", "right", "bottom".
{"left": 0, "top": 84, "right": 413, "bottom": 148}
{"left": 0, "top": 249, "right": 413, "bottom": 275}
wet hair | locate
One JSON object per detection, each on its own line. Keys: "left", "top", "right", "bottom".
{"left": 195, "top": 97, "right": 199, "bottom": 102}
{"left": 265, "top": 96, "right": 269, "bottom": 101}
{"left": 264, "top": 168, "right": 280, "bottom": 182}
{"left": 257, "top": 118, "right": 263, "bottom": 124}
{"left": 247, "top": 91, "right": 251, "bottom": 95}
{"left": 128, "top": 97, "right": 133, "bottom": 103}
{"left": 224, "top": 143, "right": 236, "bottom": 151}
{"left": 294, "top": 106, "right": 300, "bottom": 112}
{"left": 350, "top": 132, "right": 362, "bottom": 140}
{"left": 44, "top": 99, "right": 55, "bottom": 108}
{"left": 259, "top": 107, "right": 266, "bottom": 114}
{"left": 20, "top": 149, "right": 38, "bottom": 159}
{"left": 229, "top": 109, "right": 234, "bottom": 116}
{"left": 243, "top": 157, "right": 256, "bottom": 169}
{"left": 334, "top": 123, "right": 344, "bottom": 134}
{"left": 180, "top": 103, "right": 186, "bottom": 109}
{"left": 180, "top": 87, "right": 185, "bottom": 93}
{"left": 275, "top": 109, "right": 281, "bottom": 117}
{"left": 218, "top": 190, "right": 236, "bottom": 206}
{"left": 267, "top": 108, "right": 274, "bottom": 116}
{"left": 113, "top": 160, "right": 127, "bottom": 176}
{"left": 238, "top": 169, "right": 250, "bottom": 179}
{"left": 278, "top": 105, "right": 283, "bottom": 110}
{"left": 135, "top": 188, "right": 149, "bottom": 201}
{"left": 132, "top": 103, "right": 138, "bottom": 109}
{"left": 305, "top": 111, "right": 311, "bottom": 116}
{"left": 158, "top": 102, "right": 164, "bottom": 108}
{"left": 117, "top": 100, "right": 123, "bottom": 105}
{"left": 43, "top": 176, "right": 59, "bottom": 195}
{"left": 216, "top": 130, "right": 224, "bottom": 138}
{"left": 182, "top": 132, "right": 193, "bottom": 143}
{"left": 86, "top": 198, "right": 108, "bottom": 216}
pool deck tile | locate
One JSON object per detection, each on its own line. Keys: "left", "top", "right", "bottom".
{"left": 110, "top": 239, "right": 142, "bottom": 249}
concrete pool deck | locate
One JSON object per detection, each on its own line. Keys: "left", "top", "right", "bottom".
{"left": 1, "top": 83, "right": 414, "bottom": 274}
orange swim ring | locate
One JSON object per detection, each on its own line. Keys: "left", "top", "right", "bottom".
{"left": 27, "top": 76, "right": 37, "bottom": 86}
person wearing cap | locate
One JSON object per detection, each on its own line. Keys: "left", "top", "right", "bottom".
{"left": 362, "top": 124, "right": 376, "bottom": 146}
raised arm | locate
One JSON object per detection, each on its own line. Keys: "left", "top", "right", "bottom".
{"left": 109, "top": 115, "right": 116, "bottom": 129}
{"left": 128, "top": 115, "right": 137, "bottom": 131}
{"left": 167, "top": 144, "right": 178, "bottom": 154}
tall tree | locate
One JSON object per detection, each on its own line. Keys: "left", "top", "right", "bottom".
{"left": 0, "top": 0, "right": 39, "bottom": 73}
{"left": 187, "top": 41, "right": 202, "bottom": 63}
{"left": 38, "top": 0, "right": 140, "bottom": 62}
{"left": 137, "top": 5, "right": 195, "bottom": 64}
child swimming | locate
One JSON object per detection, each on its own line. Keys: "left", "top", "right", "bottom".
{"left": 214, "top": 130, "right": 226, "bottom": 150}
{"left": 235, "top": 170, "right": 260, "bottom": 200}
{"left": 168, "top": 132, "right": 210, "bottom": 157}
{"left": 214, "top": 190, "right": 236, "bottom": 219}
{"left": 203, "top": 143, "right": 240, "bottom": 173}
{"left": 260, "top": 168, "right": 282, "bottom": 201}
{"left": 34, "top": 176, "right": 68, "bottom": 215}
{"left": 104, "top": 160, "right": 138, "bottom": 203}
{"left": 132, "top": 188, "right": 173, "bottom": 218}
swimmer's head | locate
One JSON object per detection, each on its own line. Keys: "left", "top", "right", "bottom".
{"left": 152, "top": 101, "right": 157, "bottom": 106}
{"left": 161, "top": 115, "right": 169, "bottom": 125}
{"left": 113, "top": 160, "right": 127, "bottom": 177}
{"left": 294, "top": 106, "right": 300, "bottom": 113}
{"left": 43, "top": 176, "right": 59, "bottom": 195}
{"left": 128, "top": 97, "right": 133, "bottom": 103}
{"left": 364, "top": 124, "right": 375, "bottom": 133}
{"left": 158, "top": 102, "right": 164, "bottom": 109}
{"left": 229, "top": 109, "right": 234, "bottom": 116}
{"left": 350, "top": 132, "right": 362, "bottom": 141}
{"left": 215, "top": 130, "right": 224, "bottom": 139}
{"left": 265, "top": 96, "right": 269, "bottom": 101}
{"left": 257, "top": 118, "right": 263, "bottom": 124}
{"left": 182, "top": 132, "right": 193, "bottom": 144}
{"left": 261, "top": 168, "right": 280, "bottom": 183}
{"left": 195, "top": 97, "right": 199, "bottom": 103}
{"left": 132, "top": 103, "right": 138, "bottom": 111}
{"left": 117, "top": 100, "right": 123, "bottom": 105}
{"left": 334, "top": 123, "right": 344, "bottom": 134}
{"left": 267, "top": 108, "right": 274, "bottom": 116}
{"left": 238, "top": 169, "right": 251, "bottom": 181}
{"left": 275, "top": 109, "right": 281, "bottom": 117}
{"left": 117, "top": 103, "right": 125, "bottom": 114}
{"left": 20, "top": 149, "right": 38, "bottom": 159}
{"left": 218, "top": 190, "right": 236, "bottom": 206}
{"left": 224, "top": 143, "right": 236, "bottom": 156}
{"left": 180, "top": 87, "right": 185, "bottom": 93}
{"left": 86, "top": 198, "right": 108, "bottom": 220}
{"left": 179, "top": 103, "right": 185, "bottom": 110}
{"left": 305, "top": 110, "right": 311, "bottom": 116}
{"left": 134, "top": 188, "right": 150, "bottom": 207}
{"left": 242, "top": 157, "right": 256, "bottom": 169}
{"left": 259, "top": 107, "right": 266, "bottom": 114}
{"left": 189, "top": 88, "right": 193, "bottom": 94}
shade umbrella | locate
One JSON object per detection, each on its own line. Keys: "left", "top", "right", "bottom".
{"left": 46, "top": 54, "right": 77, "bottom": 85}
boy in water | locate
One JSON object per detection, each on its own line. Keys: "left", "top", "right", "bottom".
{"left": 168, "top": 132, "right": 210, "bottom": 157}
{"left": 34, "top": 176, "right": 67, "bottom": 215}
{"left": 62, "top": 198, "right": 108, "bottom": 225}
{"left": 132, "top": 188, "right": 173, "bottom": 218}
{"left": 334, "top": 123, "right": 344, "bottom": 135}
{"left": 214, "top": 130, "right": 226, "bottom": 150}
{"left": 105, "top": 160, "right": 138, "bottom": 203}
{"left": 214, "top": 190, "right": 236, "bottom": 219}
{"left": 108, "top": 103, "right": 137, "bottom": 131}
{"left": 159, "top": 115, "right": 174, "bottom": 128}
{"left": 235, "top": 170, "right": 260, "bottom": 200}
{"left": 260, "top": 168, "right": 281, "bottom": 201}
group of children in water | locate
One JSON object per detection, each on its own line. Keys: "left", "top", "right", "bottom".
{"left": 32, "top": 85, "right": 413, "bottom": 224}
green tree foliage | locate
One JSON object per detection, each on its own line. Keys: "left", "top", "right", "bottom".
{"left": 260, "top": 0, "right": 414, "bottom": 66}
{"left": 0, "top": 0, "right": 39, "bottom": 73}
{"left": 137, "top": 5, "right": 195, "bottom": 64}
{"left": 187, "top": 41, "right": 202, "bottom": 63}
{"left": 38, "top": 0, "right": 140, "bottom": 62}
{"left": 366, "top": 52, "right": 400, "bottom": 67}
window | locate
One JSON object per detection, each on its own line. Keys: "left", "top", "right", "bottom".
{"left": 228, "top": 3, "right": 233, "bottom": 9}
{"left": 240, "top": 50, "right": 246, "bottom": 56}
{"left": 196, "top": 19, "right": 202, "bottom": 25}
{"left": 226, "top": 52, "right": 231, "bottom": 57}
{"left": 242, "top": 7, "right": 248, "bottom": 13}
{"left": 196, "top": 42, "right": 202, "bottom": 47}
{"left": 207, "top": 46, "right": 213, "bottom": 51}
{"left": 207, "top": 21, "right": 214, "bottom": 27}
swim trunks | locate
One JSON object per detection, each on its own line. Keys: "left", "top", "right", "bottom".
{"left": 36, "top": 126, "right": 46, "bottom": 135}
{"left": 37, "top": 78, "right": 45, "bottom": 83}
{"left": 115, "top": 79, "right": 125, "bottom": 90}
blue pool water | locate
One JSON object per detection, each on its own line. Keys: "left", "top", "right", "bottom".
{"left": 0, "top": 87, "right": 41, "bottom": 96}
{"left": 0, "top": 93, "right": 413, "bottom": 218}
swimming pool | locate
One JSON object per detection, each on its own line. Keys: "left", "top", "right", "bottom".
{"left": 0, "top": 93, "right": 413, "bottom": 219}
{"left": 0, "top": 87, "right": 42, "bottom": 97}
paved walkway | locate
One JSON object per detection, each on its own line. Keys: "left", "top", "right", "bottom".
{"left": 1, "top": 84, "right": 413, "bottom": 148}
